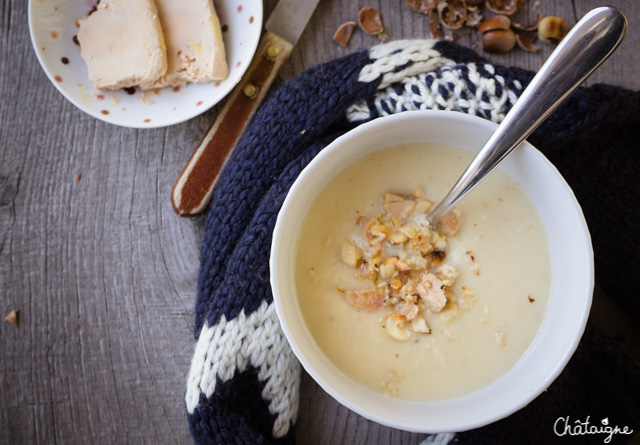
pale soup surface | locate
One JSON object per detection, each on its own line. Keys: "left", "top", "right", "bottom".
{"left": 295, "top": 143, "right": 550, "bottom": 400}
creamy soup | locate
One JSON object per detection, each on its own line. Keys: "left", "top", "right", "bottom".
{"left": 295, "top": 143, "right": 550, "bottom": 400}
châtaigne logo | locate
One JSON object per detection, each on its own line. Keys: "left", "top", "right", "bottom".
{"left": 554, "top": 416, "right": 634, "bottom": 443}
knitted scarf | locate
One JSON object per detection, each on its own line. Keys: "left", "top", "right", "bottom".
{"left": 185, "top": 40, "right": 640, "bottom": 444}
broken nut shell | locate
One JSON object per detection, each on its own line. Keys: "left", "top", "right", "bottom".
{"left": 437, "top": 0, "right": 467, "bottom": 30}
{"left": 513, "top": 12, "right": 542, "bottom": 31}
{"left": 358, "top": 7, "right": 384, "bottom": 35}
{"left": 516, "top": 32, "right": 540, "bottom": 52}
{"left": 333, "top": 21, "right": 356, "bottom": 47}
{"left": 485, "top": 0, "right": 519, "bottom": 15}
{"left": 406, "top": 0, "right": 437, "bottom": 14}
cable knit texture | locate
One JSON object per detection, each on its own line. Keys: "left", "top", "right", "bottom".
{"left": 187, "top": 40, "right": 640, "bottom": 444}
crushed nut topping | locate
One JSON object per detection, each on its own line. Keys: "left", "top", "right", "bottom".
{"left": 339, "top": 189, "right": 462, "bottom": 341}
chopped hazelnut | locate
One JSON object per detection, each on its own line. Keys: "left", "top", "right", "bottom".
{"left": 345, "top": 289, "right": 385, "bottom": 311}
{"left": 439, "top": 302, "right": 459, "bottom": 323}
{"left": 411, "top": 317, "right": 431, "bottom": 333}
{"left": 387, "top": 231, "right": 410, "bottom": 245}
{"left": 417, "top": 272, "right": 447, "bottom": 312}
{"left": 383, "top": 193, "right": 416, "bottom": 222}
{"left": 438, "top": 208, "right": 462, "bottom": 235}
{"left": 414, "top": 199, "right": 434, "bottom": 214}
{"left": 397, "top": 301, "right": 419, "bottom": 320}
{"left": 341, "top": 241, "right": 363, "bottom": 267}
{"left": 379, "top": 262, "right": 397, "bottom": 280}
{"left": 384, "top": 313, "right": 411, "bottom": 341}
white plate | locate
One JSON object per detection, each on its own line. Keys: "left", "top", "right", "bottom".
{"left": 28, "top": 0, "right": 263, "bottom": 128}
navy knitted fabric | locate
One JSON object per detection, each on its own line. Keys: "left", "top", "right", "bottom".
{"left": 186, "top": 40, "right": 640, "bottom": 444}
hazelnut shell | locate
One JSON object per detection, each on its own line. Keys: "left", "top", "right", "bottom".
{"left": 478, "top": 15, "right": 512, "bottom": 34}
{"left": 333, "top": 21, "right": 356, "bottom": 47}
{"left": 513, "top": 12, "right": 542, "bottom": 31}
{"left": 406, "top": 0, "right": 438, "bottom": 14}
{"left": 358, "top": 7, "right": 384, "bottom": 35}
{"left": 481, "top": 28, "right": 516, "bottom": 53}
{"left": 516, "top": 33, "right": 540, "bottom": 52}
{"left": 485, "top": 0, "right": 518, "bottom": 15}
{"left": 438, "top": 0, "right": 467, "bottom": 30}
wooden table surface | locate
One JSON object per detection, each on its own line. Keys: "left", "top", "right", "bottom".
{"left": 2, "top": 1, "right": 639, "bottom": 444}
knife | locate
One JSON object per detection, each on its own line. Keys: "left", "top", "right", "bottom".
{"left": 171, "top": 0, "right": 321, "bottom": 216}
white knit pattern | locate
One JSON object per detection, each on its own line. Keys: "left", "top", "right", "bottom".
{"left": 420, "top": 432, "right": 456, "bottom": 445}
{"left": 347, "top": 40, "right": 523, "bottom": 124}
{"left": 358, "top": 40, "right": 454, "bottom": 89}
{"left": 185, "top": 301, "right": 300, "bottom": 438}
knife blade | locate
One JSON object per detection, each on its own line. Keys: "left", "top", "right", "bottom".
{"left": 171, "top": 0, "right": 321, "bottom": 216}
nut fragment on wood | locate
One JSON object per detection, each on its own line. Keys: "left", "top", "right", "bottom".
{"left": 437, "top": 0, "right": 467, "bottom": 30}
{"left": 429, "top": 19, "right": 445, "bottom": 39}
{"left": 406, "top": 0, "right": 437, "bottom": 14}
{"left": 333, "top": 21, "right": 356, "bottom": 47}
{"left": 538, "top": 16, "right": 568, "bottom": 44}
{"left": 358, "top": 7, "right": 384, "bottom": 35}
{"left": 465, "top": 6, "right": 483, "bottom": 28}
{"left": 5, "top": 309, "right": 19, "bottom": 328}
{"left": 516, "top": 33, "right": 540, "bottom": 52}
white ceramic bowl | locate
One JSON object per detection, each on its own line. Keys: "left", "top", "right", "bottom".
{"left": 28, "top": 0, "right": 262, "bottom": 128}
{"left": 270, "top": 110, "right": 594, "bottom": 433}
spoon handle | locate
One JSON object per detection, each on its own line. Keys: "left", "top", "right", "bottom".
{"left": 428, "top": 6, "right": 627, "bottom": 225}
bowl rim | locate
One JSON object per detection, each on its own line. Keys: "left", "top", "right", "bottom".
{"left": 270, "top": 110, "right": 594, "bottom": 433}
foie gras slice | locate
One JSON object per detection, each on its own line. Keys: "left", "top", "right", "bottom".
{"left": 77, "top": 0, "right": 167, "bottom": 90}
{"left": 140, "top": 0, "right": 228, "bottom": 90}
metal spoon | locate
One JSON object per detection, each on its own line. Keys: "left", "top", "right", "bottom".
{"left": 427, "top": 6, "right": 627, "bottom": 225}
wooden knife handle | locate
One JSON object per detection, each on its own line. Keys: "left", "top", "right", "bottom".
{"left": 171, "top": 31, "right": 293, "bottom": 216}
